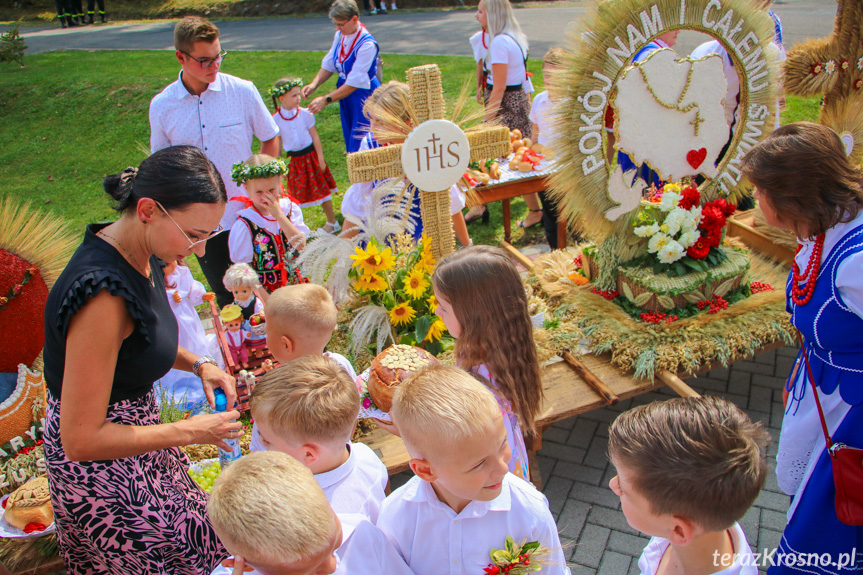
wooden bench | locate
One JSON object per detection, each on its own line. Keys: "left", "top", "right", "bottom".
{"left": 360, "top": 343, "right": 784, "bottom": 489}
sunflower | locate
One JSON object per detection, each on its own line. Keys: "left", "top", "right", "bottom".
{"left": 403, "top": 268, "right": 430, "bottom": 300}
{"left": 389, "top": 302, "right": 416, "bottom": 326}
{"left": 353, "top": 273, "right": 388, "bottom": 293}
{"left": 350, "top": 242, "right": 395, "bottom": 276}
{"left": 426, "top": 294, "right": 438, "bottom": 313}
{"left": 424, "top": 318, "right": 446, "bottom": 342}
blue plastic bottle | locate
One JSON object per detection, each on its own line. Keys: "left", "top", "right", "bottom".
{"left": 213, "top": 389, "right": 241, "bottom": 468}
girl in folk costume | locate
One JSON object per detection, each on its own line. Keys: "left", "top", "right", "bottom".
{"left": 339, "top": 81, "right": 471, "bottom": 247}
{"left": 468, "top": 0, "right": 543, "bottom": 228}
{"left": 158, "top": 258, "right": 224, "bottom": 412}
{"left": 303, "top": 0, "right": 381, "bottom": 153}
{"left": 432, "top": 246, "right": 543, "bottom": 481}
{"left": 228, "top": 155, "right": 310, "bottom": 292}
{"left": 743, "top": 123, "right": 863, "bottom": 574}
{"left": 270, "top": 78, "right": 341, "bottom": 234}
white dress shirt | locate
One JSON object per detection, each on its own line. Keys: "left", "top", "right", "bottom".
{"left": 316, "top": 442, "right": 388, "bottom": 523}
{"left": 637, "top": 522, "right": 756, "bottom": 575}
{"left": 149, "top": 71, "right": 279, "bottom": 229}
{"left": 528, "top": 91, "right": 561, "bottom": 148}
{"left": 378, "top": 474, "right": 571, "bottom": 575}
{"left": 227, "top": 198, "right": 310, "bottom": 265}
{"left": 321, "top": 28, "right": 378, "bottom": 90}
{"left": 469, "top": 30, "right": 487, "bottom": 63}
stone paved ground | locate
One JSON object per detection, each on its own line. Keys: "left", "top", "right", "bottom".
{"left": 392, "top": 345, "right": 797, "bottom": 574}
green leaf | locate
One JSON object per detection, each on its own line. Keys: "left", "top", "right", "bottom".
{"left": 673, "top": 262, "right": 686, "bottom": 276}
{"left": 414, "top": 315, "right": 431, "bottom": 342}
{"left": 683, "top": 258, "right": 701, "bottom": 271}
{"left": 492, "top": 550, "right": 512, "bottom": 564}
{"left": 521, "top": 541, "right": 541, "bottom": 553}
{"left": 505, "top": 536, "right": 516, "bottom": 553}
{"left": 424, "top": 339, "right": 442, "bottom": 356}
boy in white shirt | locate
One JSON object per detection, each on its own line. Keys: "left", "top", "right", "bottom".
{"left": 608, "top": 396, "right": 770, "bottom": 575}
{"left": 250, "top": 354, "right": 387, "bottom": 523}
{"left": 528, "top": 47, "right": 568, "bottom": 250}
{"left": 208, "top": 451, "right": 413, "bottom": 575}
{"left": 378, "top": 364, "right": 570, "bottom": 575}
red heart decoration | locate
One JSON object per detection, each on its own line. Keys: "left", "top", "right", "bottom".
{"left": 687, "top": 148, "right": 707, "bottom": 170}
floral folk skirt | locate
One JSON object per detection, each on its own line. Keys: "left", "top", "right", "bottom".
{"left": 286, "top": 149, "right": 337, "bottom": 207}
{"left": 44, "top": 391, "right": 228, "bottom": 574}
{"left": 484, "top": 87, "right": 531, "bottom": 138}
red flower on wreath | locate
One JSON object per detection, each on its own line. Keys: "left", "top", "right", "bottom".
{"left": 855, "top": 78, "right": 863, "bottom": 90}
{"left": 811, "top": 62, "right": 823, "bottom": 75}
{"left": 700, "top": 204, "right": 725, "bottom": 231}
{"left": 686, "top": 239, "right": 711, "bottom": 260}
{"left": 840, "top": 59, "right": 850, "bottom": 72}
{"left": 678, "top": 186, "right": 701, "bottom": 210}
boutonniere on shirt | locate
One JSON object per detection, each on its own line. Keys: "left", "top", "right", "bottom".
{"left": 483, "top": 536, "right": 550, "bottom": 574}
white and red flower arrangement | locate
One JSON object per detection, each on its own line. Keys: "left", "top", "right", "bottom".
{"left": 633, "top": 182, "right": 736, "bottom": 275}
{"left": 483, "top": 536, "right": 550, "bottom": 574}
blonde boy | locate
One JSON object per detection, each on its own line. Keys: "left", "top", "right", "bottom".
{"left": 608, "top": 396, "right": 769, "bottom": 575}
{"left": 249, "top": 284, "right": 357, "bottom": 449}
{"left": 208, "top": 451, "right": 413, "bottom": 575}
{"left": 529, "top": 47, "right": 566, "bottom": 149}
{"left": 250, "top": 355, "right": 388, "bottom": 522}
{"left": 378, "top": 365, "right": 570, "bottom": 575}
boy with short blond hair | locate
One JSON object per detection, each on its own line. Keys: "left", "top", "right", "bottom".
{"left": 173, "top": 16, "right": 219, "bottom": 53}
{"left": 249, "top": 283, "right": 357, "bottom": 450}
{"left": 208, "top": 451, "right": 413, "bottom": 575}
{"left": 251, "top": 355, "right": 388, "bottom": 522}
{"left": 608, "top": 396, "right": 769, "bottom": 575}
{"left": 378, "top": 364, "right": 570, "bottom": 575}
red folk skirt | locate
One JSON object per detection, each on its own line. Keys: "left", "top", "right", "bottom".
{"left": 286, "top": 146, "right": 337, "bottom": 207}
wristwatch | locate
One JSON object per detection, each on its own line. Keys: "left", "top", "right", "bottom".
{"left": 192, "top": 355, "right": 218, "bottom": 378}
{"left": 325, "top": 95, "right": 333, "bottom": 103}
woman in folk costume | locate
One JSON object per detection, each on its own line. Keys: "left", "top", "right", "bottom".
{"left": 302, "top": 0, "right": 381, "bottom": 153}
{"left": 743, "top": 123, "right": 863, "bottom": 574}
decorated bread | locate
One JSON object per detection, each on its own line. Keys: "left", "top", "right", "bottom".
{"left": 368, "top": 345, "right": 440, "bottom": 412}
{"left": 4, "top": 476, "right": 53, "bottom": 530}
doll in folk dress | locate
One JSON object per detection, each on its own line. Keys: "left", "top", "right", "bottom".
{"left": 228, "top": 155, "right": 311, "bottom": 292}
{"left": 270, "top": 78, "right": 341, "bottom": 234}
{"left": 220, "top": 304, "right": 249, "bottom": 368}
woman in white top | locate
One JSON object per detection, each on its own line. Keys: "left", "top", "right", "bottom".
{"left": 468, "top": 0, "right": 544, "bottom": 228}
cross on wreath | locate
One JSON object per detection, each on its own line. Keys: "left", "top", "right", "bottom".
{"left": 783, "top": 0, "right": 863, "bottom": 158}
{"left": 346, "top": 64, "right": 511, "bottom": 260}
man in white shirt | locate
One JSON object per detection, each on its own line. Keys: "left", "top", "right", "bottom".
{"left": 149, "top": 16, "right": 279, "bottom": 306}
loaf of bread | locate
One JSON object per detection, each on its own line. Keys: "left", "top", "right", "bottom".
{"left": 368, "top": 345, "right": 439, "bottom": 412}
{"left": 4, "top": 476, "right": 53, "bottom": 530}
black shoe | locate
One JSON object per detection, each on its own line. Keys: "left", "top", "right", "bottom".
{"left": 378, "top": 7, "right": 388, "bottom": 14}
{"left": 61, "top": 17, "right": 68, "bottom": 28}
{"left": 88, "top": 14, "right": 94, "bottom": 24}
{"left": 101, "top": 13, "right": 108, "bottom": 23}
{"left": 68, "top": 17, "right": 79, "bottom": 26}
{"left": 465, "top": 206, "right": 489, "bottom": 224}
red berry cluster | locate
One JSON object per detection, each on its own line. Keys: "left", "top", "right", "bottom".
{"left": 573, "top": 255, "right": 583, "bottom": 269}
{"left": 591, "top": 287, "right": 619, "bottom": 300}
{"left": 484, "top": 554, "right": 532, "bottom": 574}
{"left": 696, "top": 295, "right": 729, "bottom": 314}
{"left": 17, "top": 439, "right": 43, "bottom": 456}
{"left": 750, "top": 281, "right": 774, "bottom": 294}
{"left": 639, "top": 312, "right": 679, "bottom": 324}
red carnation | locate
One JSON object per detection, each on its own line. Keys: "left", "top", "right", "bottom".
{"left": 686, "top": 239, "right": 711, "bottom": 259}
{"left": 700, "top": 205, "right": 725, "bottom": 231}
{"left": 678, "top": 186, "right": 701, "bottom": 210}
{"left": 712, "top": 198, "right": 736, "bottom": 217}
{"left": 705, "top": 228, "right": 723, "bottom": 248}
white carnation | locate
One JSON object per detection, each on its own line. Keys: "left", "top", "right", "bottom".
{"left": 648, "top": 232, "right": 671, "bottom": 254}
{"left": 659, "top": 191, "right": 682, "bottom": 213}
{"left": 678, "top": 229, "right": 700, "bottom": 248}
{"left": 634, "top": 223, "right": 660, "bottom": 238}
{"left": 658, "top": 240, "right": 685, "bottom": 264}
{"left": 682, "top": 206, "right": 702, "bottom": 232}
{"left": 662, "top": 209, "right": 684, "bottom": 237}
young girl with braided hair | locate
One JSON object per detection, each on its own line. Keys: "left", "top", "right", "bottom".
{"left": 431, "top": 245, "right": 543, "bottom": 481}
{"left": 227, "top": 155, "right": 310, "bottom": 292}
{"left": 270, "top": 78, "right": 340, "bottom": 234}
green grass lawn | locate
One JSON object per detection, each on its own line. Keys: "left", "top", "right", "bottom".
{"left": 0, "top": 50, "right": 819, "bottom": 286}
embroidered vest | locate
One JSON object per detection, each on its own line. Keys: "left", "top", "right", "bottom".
{"left": 787, "top": 221, "right": 863, "bottom": 405}
{"left": 332, "top": 31, "right": 379, "bottom": 82}
{"left": 237, "top": 216, "right": 305, "bottom": 291}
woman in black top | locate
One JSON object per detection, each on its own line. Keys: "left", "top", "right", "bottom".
{"left": 43, "top": 146, "right": 241, "bottom": 574}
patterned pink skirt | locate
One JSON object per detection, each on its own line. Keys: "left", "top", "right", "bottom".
{"left": 286, "top": 149, "right": 337, "bottom": 207}
{"left": 43, "top": 391, "right": 228, "bottom": 574}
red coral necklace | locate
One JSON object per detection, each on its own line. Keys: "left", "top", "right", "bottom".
{"left": 791, "top": 234, "right": 825, "bottom": 306}
{"left": 339, "top": 25, "right": 365, "bottom": 63}
{"left": 277, "top": 107, "right": 299, "bottom": 121}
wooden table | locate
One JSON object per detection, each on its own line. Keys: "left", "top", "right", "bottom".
{"left": 360, "top": 342, "right": 784, "bottom": 489}
{"left": 467, "top": 172, "right": 568, "bottom": 263}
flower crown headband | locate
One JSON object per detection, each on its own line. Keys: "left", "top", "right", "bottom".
{"left": 231, "top": 158, "right": 288, "bottom": 184}
{"left": 269, "top": 79, "right": 304, "bottom": 98}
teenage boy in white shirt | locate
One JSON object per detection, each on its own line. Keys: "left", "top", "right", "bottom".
{"left": 378, "top": 364, "right": 570, "bottom": 575}
{"left": 149, "top": 16, "right": 279, "bottom": 307}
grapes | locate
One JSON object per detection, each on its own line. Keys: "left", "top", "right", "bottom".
{"left": 188, "top": 460, "right": 222, "bottom": 493}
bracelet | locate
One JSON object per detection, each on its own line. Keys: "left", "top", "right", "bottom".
{"left": 192, "top": 355, "right": 218, "bottom": 378}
